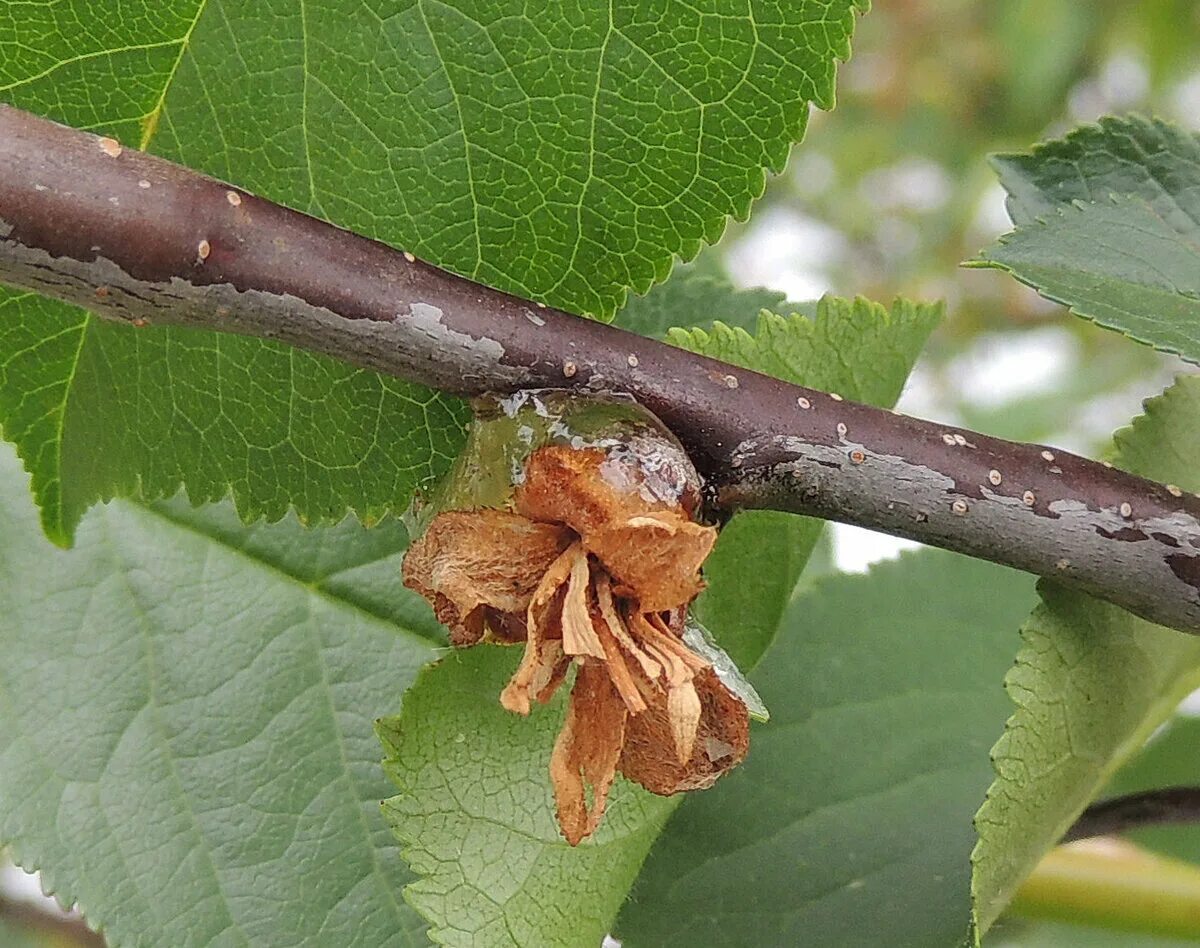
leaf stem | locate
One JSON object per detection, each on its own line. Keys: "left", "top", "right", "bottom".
{"left": 3, "top": 103, "right": 1200, "bottom": 635}
{"left": 1010, "top": 839, "right": 1200, "bottom": 940}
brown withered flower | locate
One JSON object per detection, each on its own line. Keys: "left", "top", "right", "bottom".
{"left": 403, "top": 392, "right": 752, "bottom": 845}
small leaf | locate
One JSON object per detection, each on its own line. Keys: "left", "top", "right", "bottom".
{"left": 0, "top": 441, "right": 437, "bottom": 946}
{"left": 990, "top": 116, "right": 1200, "bottom": 229}
{"left": 976, "top": 116, "right": 1200, "bottom": 364}
{"left": 670, "top": 297, "right": 943, "bottom": 407}
{"left": 616, "top": 550, "right": 1038, "bottom": 948}
{"left": 973, "top": 196, "right": 1200, "bottom": 363}
{"left": 697, "top": 509, "right": 824, "bottom": 670}
{"left": 615, "top": 271, "right": 803, "bottom": 339}
{"left": 971, "top": 376, "right": 1200, "bottom": 936}
{"left": 681, "top": 618, "right": 768, "bottom": 722}
{"left": 379, "top": 647, "right": 675, "bottom": 948}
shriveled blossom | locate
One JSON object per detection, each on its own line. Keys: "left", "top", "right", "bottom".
{"left": 403, "top": 392, "right": 751, "bottom": 845}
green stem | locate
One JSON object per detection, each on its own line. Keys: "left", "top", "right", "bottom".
{"left": 1010, "top": 839, "right": 1200, "bottom": 940}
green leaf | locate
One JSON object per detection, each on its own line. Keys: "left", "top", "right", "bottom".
{"left": 973, "top": 197, "right": 1200, "bottom": 363}
{"left": 670, "top": 297, "right": 943, "bottom": 405}
{"left": 380, "top": 292, "right": 937, "bottom": 945}
{"left": 615, "top": 271, "right": 802, "bottom": 339}
{"left": 681, "top": 617, "right": 769, "bottom": 722}
{"left": 379, "top": 648, "right": 675, "bottom": 948}
{"left": 974, "top": 117, "right": 1200, "bottom": 364}
{"left": 616, "top": 550, "right": 1038, "bottom": 948}
{"left": 0, "top": 440, "right": 438, "bottom": 947}
{"left": 681, "top": 296, "right": 942, "bottom": 669}
{"left": 990, "top": 116, "right": 1200, "bottom": 229}
{"left": 0, "top": 291, "right": 470, "bottom": 547}
{"left": 0, "top": 0, "right": 865, "bottom": 543}
{"left": 697, "top": 509, "right": 824, "bottom": 670}
{"left": 971, "top": 376, "right": 1200, "bottom": 936}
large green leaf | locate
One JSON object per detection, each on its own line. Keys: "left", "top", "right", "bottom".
{"left": 379, "top": 294, "right": 937, "bottom": 945}
{"left": 972, "top": 376, "right": 1200, "bottom": 936}
{"left": 616, "top": 550, "right": 1038, "bottom": 947}
{"left": 973, "top": 117, "right": 1200, "bottom": 364}
{"left": 677, "top": 296, "right": 942, "bottom": 669}
{"left": 0, "top": 439, "right": 439, "bottom": 947}
{"left": 0, "top": 0, "right": 865, "bottom": 544}
{"left": 379, "top": 648, "right": 675, "bottom": 948}
{"left": 0, "top": 291, "right": 469, "bottom": 547}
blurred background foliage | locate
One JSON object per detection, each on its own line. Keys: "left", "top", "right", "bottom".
{"left": 3, "top": 2, "right": 1200, "bottom": 945}
{"left": 702, "top": 0, "right": 1200, "bottom": 469}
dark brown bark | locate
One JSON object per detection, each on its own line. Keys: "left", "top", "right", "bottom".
{"left": 1064, "top": 787, "right": 1200, "bottom": 843}
{"left": 2, "top": 103, "right": 1200, "bottom": 633}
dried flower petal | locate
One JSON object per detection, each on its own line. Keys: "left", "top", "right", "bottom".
{"left": 666, "top": 680, "right": 702, "bottom": 764}
{"left": 500, "top": 628, "right": 567, "bottom": 716}
{"left": 517, "top": 446, "right": 716, "bottom": 609}
{"left": 619, "top": 666, "right": 750, "bottom": 794}
{"left": 498, "top": 543, "right": 578, "bottom": 714}
{"left": 593, "top": 573, "right": 662, "bottom": 682}
{"left": 550, "top": 661, "right": 627, "bottom": 846}
{"left": 403, "top": 509, "right": 573, "bottom": 645}
{"left": 591, "top": 622, "right": 649, "bottom": 715}
{"left": 402, "top": 392, "right": 754, "bottom": 846}
{"left": 560, "top": 549, "right": 606, "bottom": 659}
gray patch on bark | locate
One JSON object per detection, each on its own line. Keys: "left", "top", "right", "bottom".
{"left": 0, "top": 240, "right": 526, "bottom": 393}
{"left": 739, "top": 435, "right": 1200, "bottom": 633}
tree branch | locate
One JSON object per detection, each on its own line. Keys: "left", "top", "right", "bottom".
{"left": 1065, "top": 787, "right": 1200, "bottom": 843}
{"left": 3, "top": 103, "right": 1200, "bottom": 634}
